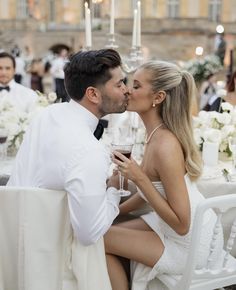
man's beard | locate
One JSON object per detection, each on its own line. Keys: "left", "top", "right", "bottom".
{"left": 98, "top": 93, "right": 128, "bottom": 116}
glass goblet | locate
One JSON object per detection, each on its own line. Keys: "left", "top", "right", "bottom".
{"left": 111, "top": 142, "right": 133, "bottom": 197}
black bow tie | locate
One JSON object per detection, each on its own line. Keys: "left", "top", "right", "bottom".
{"left": 94, "top": 120, "right": 104, "bottom": 140}
{"left": 0, "top": 86, "right": 10, "bottom": 92}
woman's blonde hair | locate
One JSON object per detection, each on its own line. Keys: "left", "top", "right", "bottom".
{"left": 140, "top": 61, "right": 202, "bottom": 180}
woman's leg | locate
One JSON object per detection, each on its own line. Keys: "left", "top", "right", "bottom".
{"left": 104, "top": 218, "right": 164, "bottom": 290}
{"left": 106, "top": 254, "right": 129, "bottom": 290}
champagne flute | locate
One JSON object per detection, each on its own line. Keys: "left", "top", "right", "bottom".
{"left": 229, "top": 137, "right": 236, "bottom": 172}
{"left": 111, "top": 142, "right": 133, "bottom": 196}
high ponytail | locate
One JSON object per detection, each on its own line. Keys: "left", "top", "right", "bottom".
{"left": 140, "top": 61, "right": 202, "bottom": 180}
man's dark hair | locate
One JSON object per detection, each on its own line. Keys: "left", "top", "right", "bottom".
{"left": 64, "top": 49, "right": 121, "bottom": 101}
{"left": 0, "top": 52, "right": 16, "bottom": 68}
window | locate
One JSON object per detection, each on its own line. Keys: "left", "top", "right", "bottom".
{"left": 49, "top": 0, "right": 56, "bottom": 22}
{"left": 152, "top": 0, "right": 158, "bottom": 17}
{"left": 167, "top": 0, "right": 179, "bottom": 18}
{"left": 17, "top": 0, "right": 28, "bottom": 19}
{"left": 209, "top": 0, "right": 222, "bottom": 22}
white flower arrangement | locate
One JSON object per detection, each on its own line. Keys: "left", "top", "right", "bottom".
{"left": 0, "top": 91, "right": 57, "bottom": 153}
{"left": 193, "top": 102, "right": 236, "bottom": 156}
{"left": 183, "top": 54, "right": 222, "bottom": 83}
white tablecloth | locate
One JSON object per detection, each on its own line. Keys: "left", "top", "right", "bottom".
{"left": 0, "top": 157, "right": 14, "bottom": 176}
{"left": 1, "top": 156, "right": 235, "bottom": 256}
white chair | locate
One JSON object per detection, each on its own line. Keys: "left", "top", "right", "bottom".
{"left": 157, "top": 194, "right": 236, "bottom": 290}
{"left": 0, "top": 186, "right": 111, "bottom": 290}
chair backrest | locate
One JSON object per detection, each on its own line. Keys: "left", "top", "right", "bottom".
{"left": 176, "top": 194, "right": 236, "bottom": 290}
{"left": 0, "top": 186, "right": 112, "bottom": 290}
{"left": 0, "top": 186, "right": 72, "bottom": 290}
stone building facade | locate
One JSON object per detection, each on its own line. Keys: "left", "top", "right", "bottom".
{"left": 0, "top": 0, "right": 235, "bottom": 63}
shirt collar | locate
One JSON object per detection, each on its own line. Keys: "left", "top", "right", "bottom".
{"left": 0, "top": 79, "right": 16, "bottom": 90}
{"left": 68, "top": 99, "right": 98, "bottom": 132}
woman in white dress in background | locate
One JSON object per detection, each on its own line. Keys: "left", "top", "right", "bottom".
{"left": 104, "top": 61, "right": 223, "bottom": 290}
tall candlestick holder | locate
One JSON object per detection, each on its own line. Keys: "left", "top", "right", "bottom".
{"left": 122, "top": 46, "right": 144, "bottom": 74}
{"left": 105, "top": 33, "right": 119, "bottom": 49}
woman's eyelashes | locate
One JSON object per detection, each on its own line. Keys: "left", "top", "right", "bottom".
{"left": 133, "top": 82, "right": 140, "bottom": 89}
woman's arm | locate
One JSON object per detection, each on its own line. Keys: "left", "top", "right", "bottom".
{"left": 119, "top": 192, "right": 146, "bottom": 215}
{"left": 113, "top": 134, "right": 190, "bottom": 236}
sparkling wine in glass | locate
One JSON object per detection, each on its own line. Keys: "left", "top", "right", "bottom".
{"left": 111, "top": 143, "right": 133, "bottom": 197}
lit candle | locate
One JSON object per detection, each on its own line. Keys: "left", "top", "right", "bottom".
{"left": 87, "top": 8, "right": 92, "bottom": 47}
{"left": 132, "top": 9, "right": 137, "bottom": 48}
{"left": 110, "top": 0, "right": 115, "bottom": 35}
{"left": 84, "top": 2, "right": 92, "bottom": 48}
{"left": 136, "top": 1, "right": 141, "bottom": 48}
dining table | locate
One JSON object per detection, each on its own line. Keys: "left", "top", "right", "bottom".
{"left": 1, "top": 154, "right": 236, "bottom": 256}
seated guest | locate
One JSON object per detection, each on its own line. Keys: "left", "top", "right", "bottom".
{"left": 224, "top": 70, "right": 236, "bottom": 106}
{"left": 7, "top": 49, "right": 130, "bottom": 288}
{"left": 0, "top": 52, "right": 38, "bottom": 112}
{"left": 104, "top": 61, "right": 223, "bottom": 290}
{"left": 199, "top": 73, "right": 218, "bottom": 111}
{"left": 203, "top": 71, "right": 236, "bottom": 112}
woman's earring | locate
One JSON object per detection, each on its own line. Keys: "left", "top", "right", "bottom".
{"left": 152, "top": 103, "right": 156, "bottom": 107}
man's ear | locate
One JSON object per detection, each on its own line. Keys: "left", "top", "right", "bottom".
{"left": 153, "top": 90, "right": 166, "bottom": 106}
{"left": 85, "top": 87, "right": 100, "bottom": 104}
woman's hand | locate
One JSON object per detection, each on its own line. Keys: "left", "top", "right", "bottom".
{"left": 112, "top": 150, "right": 145, "bottom": 184}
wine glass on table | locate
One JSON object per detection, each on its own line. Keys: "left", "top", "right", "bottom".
{"left": 111, "top": 142, "right": 134, "bottom": 197}
{"left": 0, "top": 128, "right": 8, "bottom": 161}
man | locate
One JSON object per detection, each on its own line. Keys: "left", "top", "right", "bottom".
{"left": 215, "top": 33, "right": 226, "bottom": 65}
{"left": 8, "top": 49, "right": 129, "bottom": 245}
{"left": 50, "top": 48, "right": 69, "bottom": 102}
{"left": 0, "top": 52, "right": 37, "bottom": 112}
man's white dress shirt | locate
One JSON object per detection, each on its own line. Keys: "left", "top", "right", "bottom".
{"left": 8, "top": 99, "right": 120, "bottom": 245}
{"left": 0, "top": 79, "right": 38, "bottom": 112}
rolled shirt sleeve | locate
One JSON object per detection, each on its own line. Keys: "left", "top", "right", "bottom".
{"left": 65, "top": 143, "right": 120, "bottom": 246}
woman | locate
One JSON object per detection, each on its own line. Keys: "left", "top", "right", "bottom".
{"left": 199, "top": 73, "right": 218, "bottom": 111}
{"left": 205, "top": 71, "right": 236, "bottom": 111}
{"left": 225, "top": 70, "right": 236, "bottom": 106}
{"left": 104, "top": 61, "right": 223, "bottom": 290}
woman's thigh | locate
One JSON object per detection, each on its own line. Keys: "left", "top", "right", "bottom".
{"left": 104, "top": 225, "right": 164, "bottom": 268}
{"left": 115, "top": 217, "right": 153, "bottom": 231}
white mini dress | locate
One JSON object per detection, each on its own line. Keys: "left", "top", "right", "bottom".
{"left": 131, "top": 174, "right": 223, "bottom": 290}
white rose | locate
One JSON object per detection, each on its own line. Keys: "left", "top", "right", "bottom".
{"left": 230, "top": 110, "right": 236, "bottom": 125}
{"left": 203, "top": 128, "right": 222, "bottom": 143}
{"left": 221, "top": 102, "right": 234, "bottom": 112}
{"left": 192, "top": 116, "right": 202, "bottom": 128}
{"left": 221, "top": 125, "right": 235, "bottom": 139}
{"left": 198, "top": 111, "right": 211, "bottom": 126}
{"left": 47, "top": 92, "right": 57, "bottom": 103}
{"left": 215, "top": 112, "right": 231, "bottom": 125}
{"left": 7, "top": 123, "right": 21, "bottom": 136}
{"left": 38, "top": 95, "right": 49, "bottom": 107}
{"left": 193, "top": 128, "right": 203, "bottom": 147}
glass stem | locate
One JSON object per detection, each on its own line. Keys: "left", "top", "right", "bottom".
{"left": 119, "top": 172, "right": 124, "bottom": 192}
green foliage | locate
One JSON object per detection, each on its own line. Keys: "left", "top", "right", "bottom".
{"left": 183, "top": 54, "right": 223, "bottom": 83}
